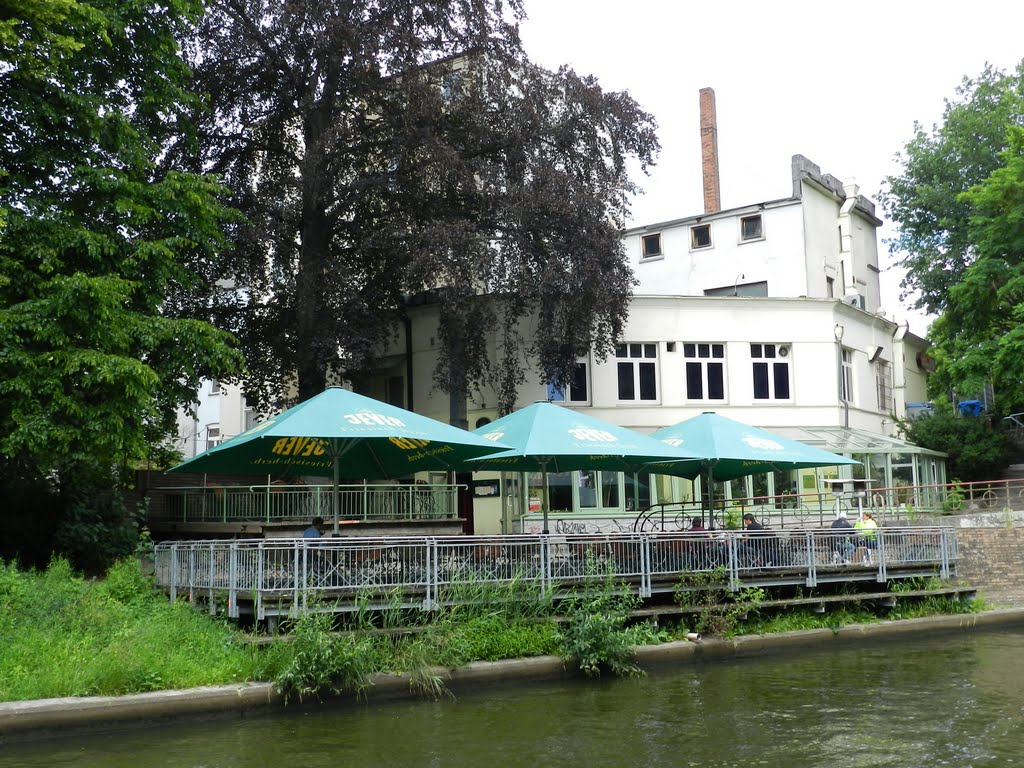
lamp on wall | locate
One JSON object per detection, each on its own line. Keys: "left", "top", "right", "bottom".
{"left": 733, "top": 273, "right": 746, "bottom": 296}
{"left": 834, "top": 323, "right": 844, "bottom": 342}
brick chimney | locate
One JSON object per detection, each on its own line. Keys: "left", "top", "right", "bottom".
{"left": 699, "top": 87, "right": 721, "bottom": 214}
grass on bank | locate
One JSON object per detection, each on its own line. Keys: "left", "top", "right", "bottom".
{"left": 0, "top": 557, "right": 987, "bottom": 704}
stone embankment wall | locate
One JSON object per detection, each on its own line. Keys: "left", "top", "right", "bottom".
{"left": 956, "top": 527, "right": 1024, "bottom": 607}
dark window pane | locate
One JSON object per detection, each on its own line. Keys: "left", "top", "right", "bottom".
{"left": 684, "top": 343, "right": 696, "bottom": 357}
{"left": 698, "top": 343, "right": 710, "bottom": 358}
{"left": 753, "top": 363, "right": 769, "bottom": 399}
{"left": 751, "top": 343, "right": 762, "bottom": 358}
{"left": 616, "top": 344, "right": 627, "bottom": 358}
{"left": 639, "top": 362, "right": 657, "bottom": 400}
{"left": 569, "top": 363, "right": 588, "bottom": 402}
{"left": 685, "top": 363, "right": 703, "bottom": 399}
{"left": 741, "top": 215, "right": 763, "bottom": 240}
{"left": 642, "top": 234, "right": 661, "bottom": 257}
{"left": 774, "top": 363, "right": 790, "bottom": 399}
{"left": 630, "top": 343, "right": 642, "bottom": 358}
{"left": 708, "top": 364, "right": 725, "bottom": 399}
{"left": 643, "top": 343, "right": 656, "bottom": 358}
{"left": 548, "top": 472, "right": 573, "bottom": 510}
{"left": 712, "top": 344, "right": 724, "bottom": 358}
{"left": 618, "top": 362, "right": 635, "bottom": 400}
{"left": 764, "top": 345, "right": 776, "bottom": 359}
{"left": 692, "top": 224, "right": 711, "bottom": 248}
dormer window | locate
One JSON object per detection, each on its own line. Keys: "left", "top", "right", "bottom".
{"left": 641, "top": 233, "right": 662, "bottom": 259}
{"left": 691, "top": 224, "right": 712, "bottom": 250}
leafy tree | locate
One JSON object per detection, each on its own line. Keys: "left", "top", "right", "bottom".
{"left": 881, "top": 62, "right": 1024, "bottom": 413}
{"left": 926, "top": 127, "right": 1024, "bottom": 413}
{"left": 185, "top": 0, "right": 658, "bottom": 415}
{"left": 880, "top": 61, "right": 1024, "bottom": 316}
{"left": 0, "top": 0, "right": 244, "bottom": 570}
{"left": 898, "top": 406, "right": 1009, "bottom": 483}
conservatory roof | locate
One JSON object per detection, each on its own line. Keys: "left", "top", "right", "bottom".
{"left": 772, "top": 426, "right": 946, "bottom": 458}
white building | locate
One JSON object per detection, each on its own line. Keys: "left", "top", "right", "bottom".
{"left": 178, "top": 90, "right": 943, "bottom": 534}
{"left": 172, "top": 378, "right": 254, "bottom": 461}
{"left": 362, "top": 105, "right": 942, "bottom": 533}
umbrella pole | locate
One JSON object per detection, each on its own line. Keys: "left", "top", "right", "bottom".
{"left": 332, "top": 455, "right": 340, "bottom": 536}
{"left": 704, "top": 465, "right": 714, "bottom": 529}
{"left": 542, "top": 469, "right": 549, "bottom": 535}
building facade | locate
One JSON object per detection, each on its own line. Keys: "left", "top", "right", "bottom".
{"left": 359, "top": 151, "right": 943, "bottom": 534}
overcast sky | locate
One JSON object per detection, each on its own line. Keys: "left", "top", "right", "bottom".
{"left": 518, "top": 0, "right": 1023, "bottom": 336}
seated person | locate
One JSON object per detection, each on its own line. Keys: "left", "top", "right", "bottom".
{"left": 738, "top": 513, "right": 775, "bottom": 567}
{"left": 303, "top": 516, "right": 325, "bottom": 538}
{"left": 854, "top": 511, "right": 879, "bottom": 562}
{"left": 829, "top": 511, "right": 856, "bottom": 562}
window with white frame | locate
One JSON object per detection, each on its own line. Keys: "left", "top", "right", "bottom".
{"left": 205, "top": 425, "right": 221, "bottom": 451}
{"left": 547, "top": 360, "right": 590, "bottom": 404}
{"left": 209, "top": 379, "right": 223, "bottom": 395}
{"left": 683, "top": 343, "right": 726, "bottom": 401}
{"left": 640, "top": 233, "right": 662, "bottom": 259}
{"left": 876, "top": 358, "right": 893, "bottom": 412}
{"left": 739, "top": 214, "right": 763, "bottom": 241}
{"left": 690, "top": 223, "right": 712, "bottom": 250}
{"left": 841, "top": 348, "right": 853, "bottom": 403}
{"left": 751, "top": 343, "right": 791, "bottom": 400}
{"left": 616, "top": 343, "right": 658, "bottom": 402}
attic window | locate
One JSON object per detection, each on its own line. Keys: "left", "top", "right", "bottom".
{"left": 641, "top": 233, "right": 662, "bottom": 258}
{"left": 740, "top": 214, "right": 763, "bottom": 241}
{"left": 691, "top": 224, "right": 712, "bottom": 249}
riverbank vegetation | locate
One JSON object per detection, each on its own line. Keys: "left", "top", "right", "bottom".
{"left": 0, "top": 558, "right": 986, "bottom": 704}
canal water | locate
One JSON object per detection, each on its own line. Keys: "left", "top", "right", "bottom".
{"left": 5, "top": 628, "right": 1024, "bottom": 767}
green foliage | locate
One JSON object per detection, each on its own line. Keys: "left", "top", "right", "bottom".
{"left": 187, "top": 0, "right": 659, "bottom": 411}
{"left": 881, "top": 61, "right": 1024, "bottom": 316}
{"left": 881, "top": 61, "right": 1024, "bottom": 413}
{"left": 556, "top": 557, "right": 643, "bottom": 677}
{"left": 674, "top": 568, "right": 765, "bottom": 637}
{"left": 0, "top": 558, "right": 266, "bottom": 702}
{"left": 274, "top": 608, "right": 377, "bottom": 703}
{"left": 898, "top": 406, "right": 1009, "bottom": 483}
{"left": 723, "top": 508, "right": 742, "bottom": 530}
{"left": 0, "top": 0, "right": 245, "bottom": 566}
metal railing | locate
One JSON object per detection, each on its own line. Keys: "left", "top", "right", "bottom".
{"left": 153, "top": 526, "right": 957, "bottom": 620}
{"left": 634, "top": 478, "right": 1024, "bottom": 532}
{"left": 152, "top": 483, "right": 462, "bottom": 524}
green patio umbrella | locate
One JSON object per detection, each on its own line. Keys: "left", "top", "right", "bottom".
{"left": 169, "top": 387, "right": 510, "bottom": 533}
{"left": 651, "top": 412, "right": 859, "bottom": 523}
{"left": 467, "top": 402, "right": 702, "bottom": 533}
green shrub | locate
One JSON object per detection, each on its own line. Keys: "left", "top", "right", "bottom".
{"left": 556, "top": 558, "right": 642, "bottom": 677}
{"left": 274, "top": 609, "right": 377, "bottom": 702}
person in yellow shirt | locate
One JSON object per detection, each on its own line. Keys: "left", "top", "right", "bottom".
{"left": 854, "top": 511, "right": 879, "bottom": 563}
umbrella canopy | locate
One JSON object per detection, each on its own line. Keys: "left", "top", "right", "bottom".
{"left": 467, "top": 402, "right": 703, "bottom": 532}
{"left": 169, "top": 387, "right": 510, "bottom": 532}
{"left": 651, "top": 412, "right": 858, "bottom": 481}
{"left": 469, "top": 402, "right": 703, "bottom": 474}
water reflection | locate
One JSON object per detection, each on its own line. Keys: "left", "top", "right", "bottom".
{"left": 4, "top": 629, "right": 1024, "bottom": 768}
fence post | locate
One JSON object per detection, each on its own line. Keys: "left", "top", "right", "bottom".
{"left": 721, "top": 532, "right": 734, "bottom": 591}
{"left": 640, "top": 534, "right": 651, "bottom": 598}
{"left": 876, "top": 532, "right": 887, "bottom": 582}
{"left": 804, "top": 530, "right": 817, "bottom": 588}
{"left": 169, "top": 544, "right": 178, "bottom": 603}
